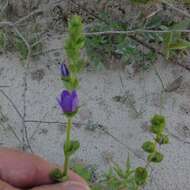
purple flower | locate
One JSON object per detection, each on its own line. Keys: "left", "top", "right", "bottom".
{"left": 57, "top": 90, "right": 79, "bottom": 113}
{"left": 60, "top": 63, "right": 69, "bottom": 77}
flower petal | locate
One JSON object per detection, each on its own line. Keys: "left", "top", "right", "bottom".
{"left": 62, "top": 95, "right": 73, "bottom": 112}
{"left": 71, "top": 91, "right": 79, "bottom": 111}
{"left": 57, "top": 90, "right": 79, "bottom": 113}
{"left": 61, "top": 90, "right": 70, "bottom": 101}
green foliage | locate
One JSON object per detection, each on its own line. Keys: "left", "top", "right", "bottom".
{"left": 148, "top": 151, "right": 164, "bottom": 163}
{"left": 91, "top": 185, "right": 104, "bottom": 190}
{"left": 143, "top": 15, "right": 190, "bottom": 59}
{"left": 130, "top": 0, "right": 152, "bottom": 3}
{"left": 143, "top": 115, "right": 168, "bottom": 165}
{"left": 0, "top": 23, "right": 43, "bottom": 61}
{"left": 86, "top": 7, "right": 190, "bottom": 70}
{"left": 63, "top": 15, "right": 85, "bottom": 90}
{"left": 163, "top": 19, "right": 190, "bottom": 59}
{"left": 142, "top": 141, "right": 156, "bottom": 153}
{"left": 84, "top": 5, "right": 190, "bottom": 70}
{"left": 30, "top": 36, "right": 43, "bottom": 56}
{"left": 147, "top": 14, "right": 190, "bottom": 62}
{"left": 135, "top": 167, "right": 148, "bottom": 185}
{"left": 151, "top": 115, "right": 165, "bottom": 126}
{"left": 85, "top": 15, "right": 156, "bottom": 70}
{"left": 150, "top": 114, "right": 166, "bottom": 134}
{"left": 65, "top": 15, "right": 85, "bottom": 72}
{"left": 69, "top": 115, "right": 169, "bottom": 190}
{"left": 183, "top": 0, "right": 190, "bottom": 4}
{"left": 15, "top": 37, "right": 29, "bottom": 60}
{"left": 0, "top": 30, "right": 6, "bottom": 50}
{"left": 150, "top": 124, "right": 163, "bottom": 135}
{"left": 103, "top": 159, "right": 138, "bottom": 190}
{"left": 63, "top": 77, "right": 79, "bottom": 91}
{"left": 64, "top": 140, "right": 80, "bottom": 156}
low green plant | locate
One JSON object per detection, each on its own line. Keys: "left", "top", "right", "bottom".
{"left": 70, "top": 114, "right": 169, "bottom": 190}
{"left": 101, "top": 114, "right": 168, "bottom": 190}
{"left": 163, "top": 20, "right": 190, "bottom": 59}
{"left": 145, "top": 16, "right": 190, "bottom": 58}
{"left": 85, "top": 5, "right": 190, "bottom": 70}
{"left": 85, "top": 17, "right": 156, "bottom": 70}
{"left": 0, "top": 21, "right": 42, "bottom": 61}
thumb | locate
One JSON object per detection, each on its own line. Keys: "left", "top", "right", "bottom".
{"left": 31, "top": 181, "right": 90, "bottom": 190}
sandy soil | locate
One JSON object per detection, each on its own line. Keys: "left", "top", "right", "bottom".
{"left": 0, "top": 36, "right": 190, "bottom": 190}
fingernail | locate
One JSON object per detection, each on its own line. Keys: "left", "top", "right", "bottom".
{"left": 61, "top": 181, "right": 90, "bottom": 190}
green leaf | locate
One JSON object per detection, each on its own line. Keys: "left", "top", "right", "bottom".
{"left": 150, "top": 115, "right": 166, "bottom": 134}
{"left": 168, "top": 40, "right": 190, "bottom": 50}
{"left": 63, "top": 77, "right": 79, "bottom": 90}
{"left": 163, "top": 32, "right": 173, "bottom": 59}
{"left": 145, "top": 15, "right": 162, "bottom": 29}
{"left": 126, "top": 154, "right": 131, "bottom": 172}
{"left": 0, "top": 30, "right": 6, "bottom": 49}
{"left": 148, "top": 152, "right": 164, "bottom": 163}
{"left": 142, "top": 141, "right": 156, "bottom": 153}
{"left": 151, "top": 115, "right": 165, "bottom": 126}
{"left": 163, "top": 32, "right": 173, "bottom": 46}
{"left": 151, "top": 124, "right": 165, "bottom": 134}
{"left": 171, "top": 19, "right": 190, "bottom": 30}
{"left": 163, "top": 19, "right": 190, "bottom": 59}
{"left": 135, "top": 167, "right": 148, "bottom": 186}
{"left": 15, "top": 37, "right": 29, "bottom": 60}
{"left": 113, "top": 163, "right": 125, "bottom": 178}
{"left": 64, "top": 140, "right": 80, "bottom": 156}
{"left": 76, "top": 37, "right": 85, "bottom": 49}
{"left": 65, "top": 15, "right": 85, "bottom": 69}
{"left": 91, "top": 184, "right": 104, "bottom": 190}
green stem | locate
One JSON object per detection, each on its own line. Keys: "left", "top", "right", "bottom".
{"left": 63, "top": 117, "right": 72, "bottom": 178}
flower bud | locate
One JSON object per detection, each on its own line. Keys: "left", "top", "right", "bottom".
{"left": 61, "top": 63, "right": 70, "bottom": 77}
{"left": 57, "top": 90, "right": 79, "bottom": 114}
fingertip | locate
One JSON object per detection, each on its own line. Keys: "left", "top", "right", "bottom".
{"left": 61, "top": 181, "right": 90, "bottom": 190}
{"left": 0, "top": 179, "right": 18, "bottom": 190}
{"left": 31, "top": 181, "right": 90, "bottom": 190}
{"left": 0, "top": 148, "right": 89, "bottom": 189}
{"left": 68, "top": 170, "right": 89, "bottom": 186}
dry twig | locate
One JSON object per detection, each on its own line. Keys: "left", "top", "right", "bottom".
{"left": 161, "top": 0, "right": 190, "bottom": 18}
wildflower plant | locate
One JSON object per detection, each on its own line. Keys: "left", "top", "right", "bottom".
{"left": 50, "top": 15, "right": 85, "bottom": 182}
{"left": 50, "top": 15, "right": 169, "bottom": 189}
{"left": 102, "top": 114, "right": 169, "bottom": 190}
